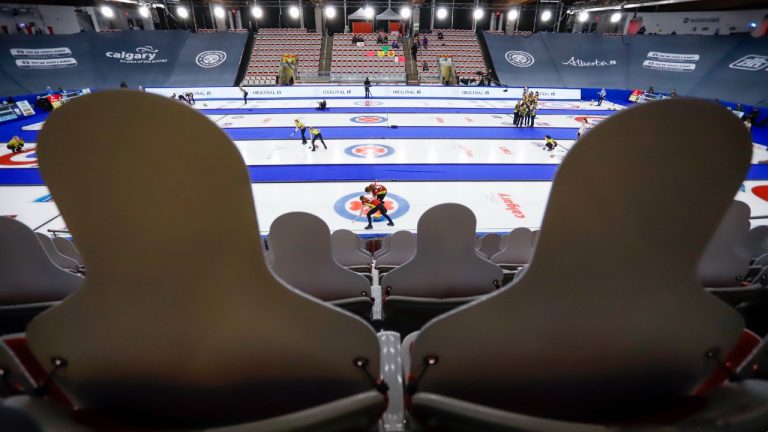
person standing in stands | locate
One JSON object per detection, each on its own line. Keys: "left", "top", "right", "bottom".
{"left": 411, "top": 42, "right": 418, "bottom": 61}
{"left": 364, "top": 77, "right": 371, "bottom": 99}
{"left": 308, "top": 126, "right": 327, "bottom": 151}
{"left": 292, "top": 118, "right": 308, "bottom": 144}
{"left": 365, "top": 182, "right": 387, "bottom": 201}
{"left": 597, "top": 88, "right": 606, "bottom": 106}
{"left": 360, "top": 196, "right": 395, "bottom": 230}
{"left": 544, "top": 135, "right": 558, "bottom": 151}
{"left": 422, "top": 35, "right": 429, "bottom": 51}
{"left": 239, "top": 86, "right": 248, "bottom": 105}
{"left": 6, "top": 135, "right": 24, "bottom": 153}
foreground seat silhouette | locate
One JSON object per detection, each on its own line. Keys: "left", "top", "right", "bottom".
{"left": 374, "top": 230, "right": 416, "bottom": 272}
{"left": 34, "top": 233, "right": 79, "bottom": 273}
{"left": 270, "top": 213, "right": 374, "bottom": 319}
{"left": 51, "top": 237, "right": 83, "bottom": 266}
{"left": 0, "top": 218, "right": 82, "bottom": 333}
{"left": 403, "top": 99, "right": 768, "bottom": 431}
{"left": 381, "top": 204, "right": 502, "bottom": 335}
{"left": 698, "top": 200, "right": 767, "bottom": 306}
{"left": 3, "top": 91, "right": 386, "bottom": 431}
{"left": 331, "top": 229, "right": 373, "bottom": 272}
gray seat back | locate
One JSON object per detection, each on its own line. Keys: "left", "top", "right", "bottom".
{"left": 34, "top": 233, "right": 79, "bottom": 272}
{"left": 409, "top": 99, "right": 749, "bottom": 418}
{"left": 0, "top": 218, "right": 82, "bottom": 305}
{"left": 331, "top": 229, "right": 373, "bottom": 268}
{"left": 382, "top": 204, "right": 502, "bottom": 298}
{"left": 745, "top": 225, "right": 768, "bottom": 259}
{"left": 26, "top": 91, "right": 381, "bottom": 424}
{"left": 270, "top": 213, "right": 371, "bottom": 301}
{"left": 373, "top": 234, "right": 392, "bottom": 259}
{"left": 376, "top": 231, "right": 417, "bottom": 267}
{"left": 697, "top": 200, "right": 751, "bottom": 287}
{"left": 52, "top": 237, "right": 82, "bottom": 265}
{"left": 477, "top": 234, "right": 502, "bottom": 260}
{"left": 489, "top": 228, "right": 533, "bottom": 265}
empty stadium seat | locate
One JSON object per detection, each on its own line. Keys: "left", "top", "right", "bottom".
{"left": 402, "top": 99, "right": 768, "bottom": 431}
{"left": 699, "top": 200, "right": 768, "bottom": 306}
{"left": 331, "top": 229, "right": 373, "bottom": 272}
{"left": 3, "top": 91, "right": 386, "bottom": 430}
{"left": 374, "top": 230, "right": 416, "bottom": 272}
{"left": 489, "top": 227, "right": 533, "bottom": 270}
{"left": 381, "top": 204, "right": 502, "bottom": 335}
{"left": 476, "top": 233, "right": 502, "bottom": 260}
{"left": 0, "top": 218, "right": 82, "bottom": 334}
{"left": 34, "top": 233, "right": 79, "bottom": 273}
{"left": 745, "top": 225, "right": 768, "bottom": 259}
{"left": 51, "top": 237, "right": 82, "bottom": 267}
{"left": 269, "top": 212, "right": 374, "bottom": 319}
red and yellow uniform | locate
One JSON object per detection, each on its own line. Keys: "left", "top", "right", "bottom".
{"left": 7, "top": 136, "right": 24, "bottom": 153}
{"left": 359, "top": 195, "right": 394, "bottom": 230}
{"left": 368, "top": 183, "right": 387, "bottom": 200}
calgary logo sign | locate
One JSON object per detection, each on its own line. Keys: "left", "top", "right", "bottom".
{"left": 505, "top": 50, "right": 535, "bottom": 68}
{"left": 106, "top": 46, "right": 168, "bottom": 64}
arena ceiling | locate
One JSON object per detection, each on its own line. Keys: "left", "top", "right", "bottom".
{"left": 1, "top": 0, "right": 766, "bottom": 11}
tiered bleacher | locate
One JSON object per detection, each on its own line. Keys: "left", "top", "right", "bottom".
{"left": 417, "top": 29, "right": 487, "bottom": 83}
{"left": 331, "top": 33, "right": 406, "bottom": 82}
{"left": 242, "top": 28, "right": 321, "bottom": 85}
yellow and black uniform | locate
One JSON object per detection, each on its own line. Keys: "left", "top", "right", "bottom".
{"left": 544, "top": 136, "right": 558, "bottom": 151}
{"left": 7, "top": 136, "right": 24, "bottom": 153}
{"left": 512, "top": 102, "right": 521, "bottom": 127}
{"left": 294, "top": 119, "right": 307, "bottom": 144}
{"left": 528, "top": 104, "right": 537, "bottom": 127}
{"left": 360, "top": 196, "right": 394, "bottom": 230}
{"left": 309, "top": 127, "right": 327, "bottom": 151}
{"left": 518, "top": 104, "right": 528, "bottom": 127}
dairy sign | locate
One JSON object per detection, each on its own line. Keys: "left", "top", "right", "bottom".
{"left": 105, "top": 46, "right": 168, "bottom": 64}
{"left": 10, "top": 47, "right": 77, "bottom": 69}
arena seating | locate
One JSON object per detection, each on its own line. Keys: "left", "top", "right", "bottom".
{"left": 416, "top": 29, "right": 487, "bottom": 84}
{"left": 373, "top": 230, "right": 416, "bottom": 272}
{"left": 475, "top": 233, "right": 502, "bottom": 259}
{"left": 242, "top": 28, "right": 321, "bottom": 85}
{"left": 331, "top": 33, "right": 406, "bottom": 81}
{"left": 0, "top": 218, "right": 82, "bottom": 333}
{"left": 331, "top": 229, "right": 373, "bottom": 272}
{"left": 34, "top": 233, "right": 79, "bottom": 273}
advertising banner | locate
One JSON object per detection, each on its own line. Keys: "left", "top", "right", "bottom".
{"left": 0, "top": 30, "right": 246, "bottom": 96}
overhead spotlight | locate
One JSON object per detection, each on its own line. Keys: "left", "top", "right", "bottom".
{"left": 251, "top": 6, "right": 263, "bottom": 18}
{"left": 364, "top": 6, "right": 374, "bottom": 18}
{"left": 610, "top": 11, "right": 621, "bottom": 23}
{"left": 507, "top": 9, "right": 518, "bottom": 20}
{"left": 289, "top": 6, "right": 300, "bottom": 18}
{"left": 138, "top": 5, "right": 150, "bottom": 18}
{"left": 325, "top": 6, "right": 335, "bottom": 18}
{"left": 473, "top": 8, "right": 483, "bottom": 20}
{"left": 541, "top": 10, "right": 552, "bottom": 22}
{"left": 100, "top": 5, "right": 114, "bottom": 18}
{"left": 436, "top": 7, "right": 448, "bottom": 20}
{"left": 400, "top": 6, "right": 411, "bottom": 19}
{"left": 177, "top": 6, "right": 189, "bottom": 19}
{"left": 748, "top": 21, "right": 757, "bottom": 28}
{"left": 213, "top": 6, "right": 225, "bottom": 18}
{"left": 577, "top": 11, "right": 589, "bottom": 22}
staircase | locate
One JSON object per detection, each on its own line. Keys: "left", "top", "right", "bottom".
{"left": 319, "top": 35, "right": 333, "bottom": 80}
{"left": 403, "top": 37, "right": 419, "bottom": 84}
